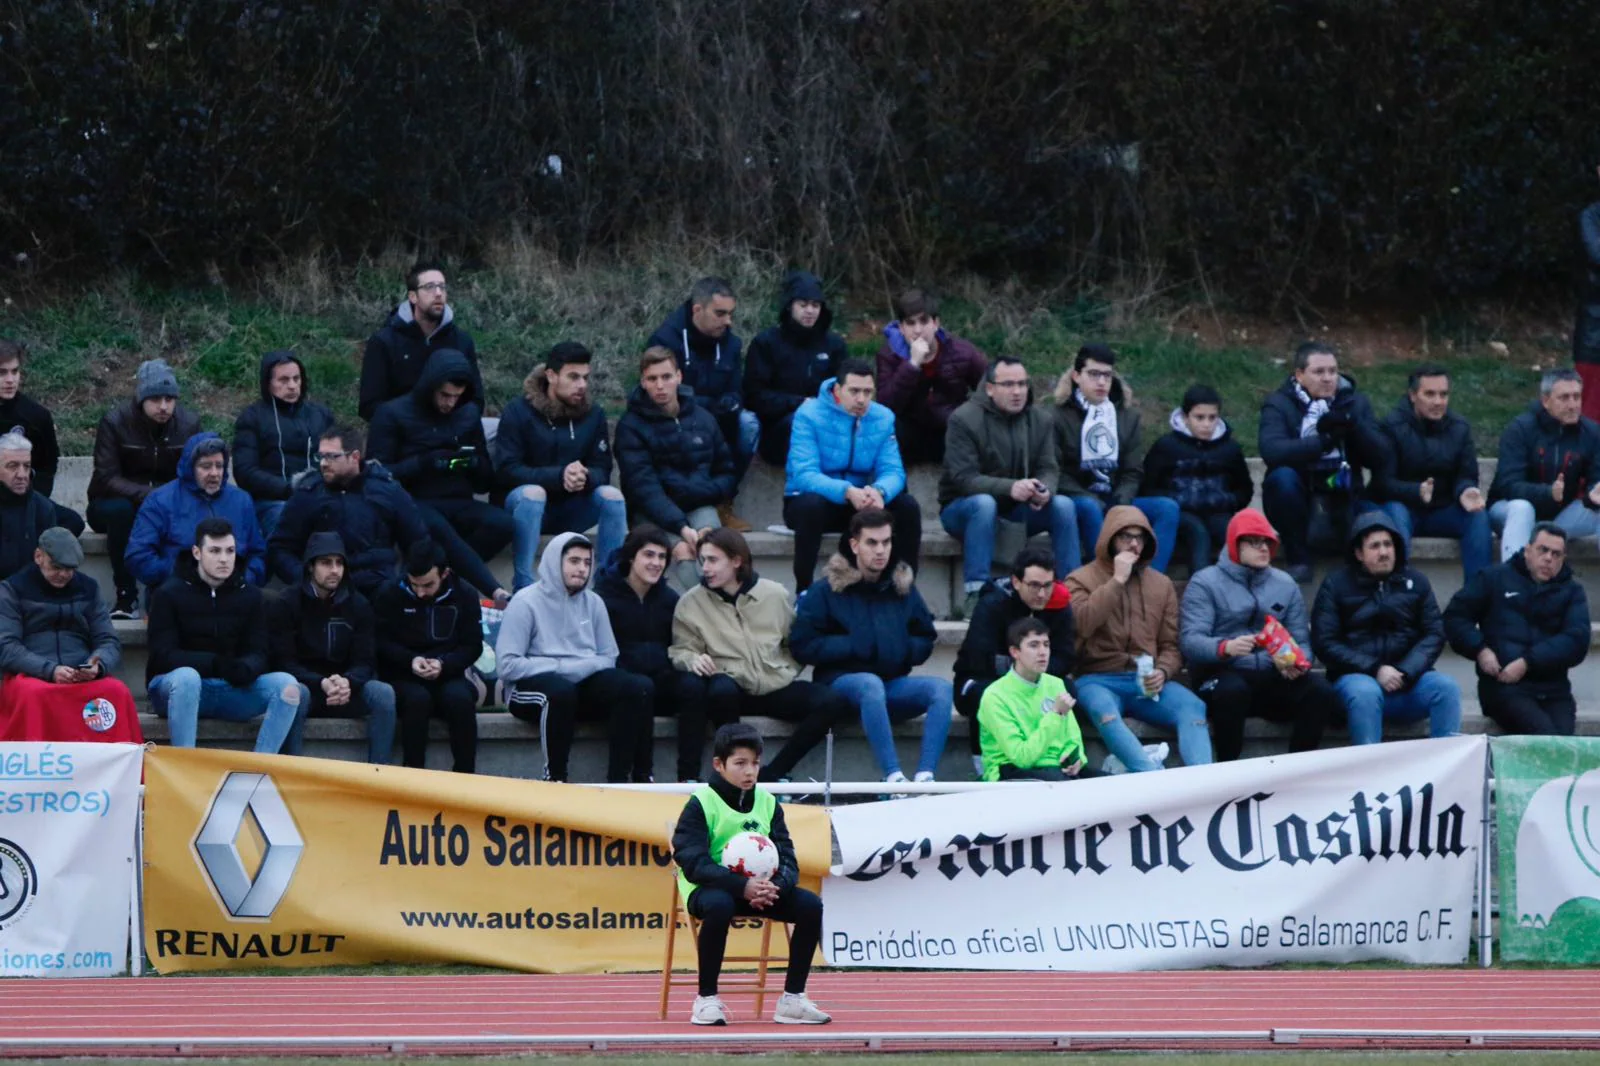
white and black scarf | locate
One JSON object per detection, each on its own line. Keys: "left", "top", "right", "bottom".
{"left": 1075, "top": 388, "right": 1120, "bottom": 496}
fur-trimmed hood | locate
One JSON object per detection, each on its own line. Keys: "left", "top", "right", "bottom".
{"left": 1052, "top": 369, "right": 1133, "bottom": 409}
{"left": 523, "top": 369, "right": 593, "bottom": 422}
{"left": 821, "top": 553, "right": 916, "bottom": 596}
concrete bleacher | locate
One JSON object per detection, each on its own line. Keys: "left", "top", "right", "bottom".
{"left": 46, "top": 454, "right": 1600, "bottom": 780}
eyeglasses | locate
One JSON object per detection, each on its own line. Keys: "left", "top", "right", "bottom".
{"left": 316, "top": 451, "right": 352, "bottom": 463}
{"left": 1018, "top": 579, "right": 1054, "bottom": 593}
{"left": 415, "top": 281, "right": 447, "bottom": 294}
{"left": 1079, "top": 368, "right": 1114, "bottom": 382}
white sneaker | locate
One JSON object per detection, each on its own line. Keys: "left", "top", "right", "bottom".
{"left": 691, "top": 994, "right": 728, "bottom": 1026}
{"left": 1102, "top": 743, "right": 1172, "bottom": 775}
{"left": 883, "top": 770, "right": 909, "bottom": 800}
{"left": 912, "top": 771, "right": 935, "bottom": 783}
{"left": 774, "top": 991, "right": 832, "bottom": 1025}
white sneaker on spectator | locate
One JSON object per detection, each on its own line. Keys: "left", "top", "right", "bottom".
{"left": 1102, "top": 742, "right": 1171, "bottom": 775}
{"left": 883, "top": 770, "right": 909, "bottom": 800}
{"left": 774, "top": 992, "right": 832, "bottom": 1025}
{"left": 691, "top": 995, "right": 728, "bottom": 1026}
{"left": 913, "top": 771, "right": 935, "bottom": 783}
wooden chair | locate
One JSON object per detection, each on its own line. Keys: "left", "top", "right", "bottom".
{"left": 658, "top": 821, "right": 793, "bottom": 1021}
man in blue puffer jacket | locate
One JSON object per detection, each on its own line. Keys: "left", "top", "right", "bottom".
{"left": 126, "top": 432, "right": 267, "bottom": 591}
{"left": 783, "top": 359, "right": 921, "bottom": 592}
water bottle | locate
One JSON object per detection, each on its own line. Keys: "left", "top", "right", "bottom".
{"left": 1135, "top": 653, "right": 1159, "bottom": 701}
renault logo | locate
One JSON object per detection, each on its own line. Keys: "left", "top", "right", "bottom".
{"left": 192, "top": 773, "right": 304, "bottom": 919}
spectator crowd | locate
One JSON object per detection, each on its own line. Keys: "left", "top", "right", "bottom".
{"left": 0, "top": 266, "right": 1594, "bottom": 781}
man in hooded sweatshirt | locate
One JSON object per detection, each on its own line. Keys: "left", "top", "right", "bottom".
{"left": 126, "top": 432, "right": 267, "bottom": 590}
{"left": 233, "top": 350, "right": 335, "bottom": 538}
{"left": 1052, "top": 344, "right": 1180, "bottom": 573}
{"left": 369, "top": 348, "right": 512, "bottom": 607}
{"left": 1064, "top": 505, "right": 1212, "bottom": 772}
{"left": 88, "top": 358, "right": 203, "bottom": 618}
{"left": 874, "top": 288, "right": 987, "bottom": 464}
{"left": 1139, "top": 384, "right": 1254, "bottom": 576}
{"left": 742, "top": 270, "right": 848, "bottom": 466}
{"left": 498, "top": 532, "right": 654, "bottom": 783}
{"left": 940, "top": 354, "right": 1073, "bottom": 618}
{"left": 359, "top": 261, "right": 484, "bottom": 421}
{"left": 1179, "top": 509, "right": 1337, "bottom": 761}
{"left": 1311, "top": 509, "right": 1461, "bottom": 744}
{"left": 494, "top": 341, "right": 626, "bottom": 591}
{"left": 268, "top": 532, "right": 397, "bottom": 765}
{"left": 647, "top": 276, "right": 755, "bottom": 530}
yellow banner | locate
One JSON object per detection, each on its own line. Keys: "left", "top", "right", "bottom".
{"left": 142, "top": 748, "right": 831, "bottom": 973}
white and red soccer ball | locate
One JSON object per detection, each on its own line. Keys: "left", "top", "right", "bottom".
{"left": 720, "top": 831, "right": 779, "bottom": 879}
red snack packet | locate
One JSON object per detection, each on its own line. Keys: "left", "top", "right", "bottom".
{"left": 1256, "top": 614, "right": 1310, "bottom": 670}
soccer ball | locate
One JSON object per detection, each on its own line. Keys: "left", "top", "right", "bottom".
{"left": 720, "top": 831, "right": 779, "bottom": 879}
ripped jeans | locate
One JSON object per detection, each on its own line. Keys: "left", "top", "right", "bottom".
{"left": 1074, "top": 672, "right": 1212, "bottom": 772}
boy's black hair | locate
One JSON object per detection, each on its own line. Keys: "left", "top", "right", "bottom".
{"left": 1010, "top": 545, "right": 1057, "bottom": 578}
{"left": 1007, "top": 616, "right": 1050, "bottom": 650}
{"left": 1181, "top": 383, "right": 1221, "bottom": 412}
{"left": 712, "top": 721, "right": 764, "bottom": 760}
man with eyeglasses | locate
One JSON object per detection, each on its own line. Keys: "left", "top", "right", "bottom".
{"left": 359, "top": 261, "right": 484, "bottom": 421}
{"left": 940, "top": 355, "right": 1074, "bottom": 619}
{"left": 1180, "top": 508, "right": 1337, "bottom": 761}
{"left": 1445, "top": 522, "right": 1590, "bottom": 736}
{"left": 953, "top": 546, "right": 1075, "bottom": 776}
{"left": 268, "top": 425, "right": 430, "bottom": 601}
{"left": 1051, "top": 344, "right": 1180, "bottom": 573}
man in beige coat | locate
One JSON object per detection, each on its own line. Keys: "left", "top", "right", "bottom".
{"left": 1064, "top": 505, "right": 1213, "bottom": 772}
{"left": 670, "top": 527, "right": 851, "bottom": 780}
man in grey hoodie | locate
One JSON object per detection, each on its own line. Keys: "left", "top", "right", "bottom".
{"left": 498, "top": 531, "right": 654, "bottom": 782}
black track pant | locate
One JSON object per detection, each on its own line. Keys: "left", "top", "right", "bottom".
{"left": 704, "top": 677, "right": 851, "bottom": 781}
{"left": 509, "top": 668, "right": 654, "bottom": 782}
{"left": 1199, "top": 668, "right": 1336, "bottom": 762}
{"left": 392, "top": 676, "right": 478, "bottom": 773}
{"left": 689, "top": 885, "right": 822, "bottom": 997}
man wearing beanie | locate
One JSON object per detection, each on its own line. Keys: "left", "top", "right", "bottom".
{"left": 742, "top": 271, "right": 848, "bottom": 466}
{"left": 1179, "top": 508, "right": 1337, "bottom": 761}
{"left": 492, "top": 341, "right": 626, "bottom": 590}
{"left": 87, "top": 358, "right": 202, "bottom": 618}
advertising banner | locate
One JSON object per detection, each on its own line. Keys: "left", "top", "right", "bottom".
{"left": 142, "top": 748, "right": 830, "bottom": 973}
{"left": 0, "top": 743, "right": 143, "bottom": 976}
{"left": 1493, "top": 735, "right": 1600, "bottom": 963}
{"left": 825, "top": 737, "right": 1486, "bottom": 970}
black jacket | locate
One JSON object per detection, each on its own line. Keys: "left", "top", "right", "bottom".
{"left": 359, "top": 302, "right": 482, "bottom": 421}
{"left": 371, "top": 572, "right": 482, "bottom": 682}
{"left": 1311, "top": 510, "right": 1445, "bottom": 685}
{"left": 593, "top": 564, "right": 679, "bottom": 678}
{"left": 233, "top": 351, "right": 335, "bottom": 502}
{"left": 1258, "top": 374, "right": 1381, "bottom": 487}
{"left": 742, "top": 272, "right": 847, "bottom": 425}
{"left": 671, "top": 772, "right": 800, "bottom": 899}
{"left": 1139, "top": 409, "right": 1254, "bottom": 517}
{"left": 1489, "top": 402, "right": 1600, "bottom": 519}
{"left": 954, "top": 578, "right": 1075, "bottom": 688}
{"left": 268, "top": 462, "right": 429, "bottom": 598}
{"left": 88, "top": 399, "right": 203, "bottom": 504}
{"left": 268, "top": 531, "right": 378, "bottom": 689}
{"left": 646, "top": 302, "right": 744, "bottom": 417}
{"left": 0, "top": 565, "right": 119, "bottom": 680}
{"left": 145, "top": 554, "right": 270, "bottom": 684}
{"left": 0, "top": 486, "right": 58, "bottom": 582}
{"left": 1370, "top": 398, "right": 1479, "bottom": 510}
{"left": 368, "top": 349, "right": 493, "bottom": 501}
{"left": 1444, "top": 552, "right": 1590, "bottom": 686}
{"left": 790, "top": 553, "right": 936, "bottom": 684}
{"left": 613, "top": 385, "right": 737, "bottom": 531}
{"left": 491, "top": 373, "right": 612, "bottom": 497}
{"left": 0, "top": 392, "right": 62, "bottom": 498}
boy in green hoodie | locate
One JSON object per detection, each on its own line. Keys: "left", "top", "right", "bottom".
{"left": 671, "top": 722, "right": 832, "bottom": 1027}
{"left": 978, "top": 617, "right": 1094, "bottom": 781}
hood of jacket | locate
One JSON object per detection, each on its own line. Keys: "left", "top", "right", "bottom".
{"left": 522, "top": 367, "right": 593, "bottom": 422}
{"left": 393, "top": 299, "right": 456, "bottom": 335}
{"left": 881, "top": 320, "right": 953, "bottom": 362}
{"left": 1345, "top": 507, "right": 1409, "bottom": 568}
{"left": 626, "top": 383, "right": 699, "bottom": 422}
{"left": 821, "top": 552, "right": 916, "bottom": 596}
{"left": 410, "top": 348, "right": 478, "bottom": 407}
{"left": 1225, "top": 508, "right": 1279, "bottom": 564}
{"left": 1168, "top": 406, "right": 1231, "bottom": 441}
{"left": 658, "top": 301, "right": 728, "bottom": 360}
{"left": 508, "top": 530, "right": 611, "bottom": 660}
{"left": 1053, "top": 370, "right": 1131, "bottom": 410}
{"left": 177, "top": 432, "right": 230, "bottom": 498}
{"left": 776, "top": 270, "right": 834, "bottom": 342}
{"left": 303, "top": 530, "right": 347, "bottom": 565}
{"left": 258, "top": 350, "right": 310, "bottom": 405}
{"left": 1093, "top": 503, "right": 1158, "bottom": 566}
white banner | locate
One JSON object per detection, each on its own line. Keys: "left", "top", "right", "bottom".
{"left": 824, "top": 736, "right": 1487, "bottom": 970}
{"left": 0, "top": 743, "right": 143, "bottom": 976}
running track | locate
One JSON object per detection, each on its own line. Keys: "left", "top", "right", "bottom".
{"left": 3, "top": 970, "right": 1599, "bottom": 1055}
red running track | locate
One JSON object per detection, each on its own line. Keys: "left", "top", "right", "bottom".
{"left": 3, "top": 970, "right": 1600, "bottom": 1055}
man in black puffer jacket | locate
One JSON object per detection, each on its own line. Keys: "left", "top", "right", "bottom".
{"left": 614, "top": 348, "right": 738, "bottom": 590}
{"left": 0, "top": 340, "right": 80, "bottom": 532}
{"left": 359, "top": 261, "right": 483, "bottom": 420}
{"left": 1311, "top": 509, "right": 1460, "bottom": 746}
{"left": 369, "top": 348, "right": 511, "bottom": 605}
{"left": 270, "top": 425, "right": 430, "bottom": 600}
{"left": 233, "top": 350, "right": 334, "bottom": 537}
{"left": 1140, "top": 384, "right": 1254, "bottom": 575}
{"left": 1488, "top": 368, "right": 1600, "bottom": 561}
{"left": 1445, "top": 522, "right": 1591, "bottom": 735}
{"left": 742, "top": 271, "right": 848, "bottom": 466}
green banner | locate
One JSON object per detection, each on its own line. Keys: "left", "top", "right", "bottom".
{"left": 1493, "top": 736, "right": 1600, "bottom": 963}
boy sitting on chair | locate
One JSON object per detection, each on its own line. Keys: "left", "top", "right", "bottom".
{"left": 671, "top": 722, "right": 831, "bottom": 1026}
{"left": 978, "top": 617, "right": 1100, "bottom": 781}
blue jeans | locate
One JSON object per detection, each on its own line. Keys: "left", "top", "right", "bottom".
{"left": 505, "top": 484, "right": 628, "bottom": 588}
{"left": 1378, "top": 500, "right": 1491, "bottom": 581}
{"left": 1071, "top": 495, "right": 1181, "bottom": 573}
{"left": 940, "top": 494, "right": 1079, "bottom": 586}
{"left": 1075, "top": 672, "right": 1212, "bottom": 771}
{"left": 1491, "top": 497, "right": 1600, "bottom": 561}
{"left": 255, "top": 500, "right": 287, "bottom": 540}
{"left": 284, "top": 678, "right": 398, "bottom": 764}
{"left": 830, "top": 673, "right": 953, "bottom": 778}
{"left": 149, "top": 667, "right": 309, "bottom": 754}
{"left": 1334, "top": 671, "right": 1462, "bottom": 745}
